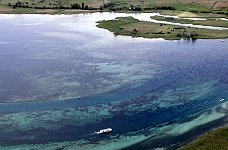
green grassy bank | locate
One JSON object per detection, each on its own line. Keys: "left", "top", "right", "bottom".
{"left": 0, "top": 0, "right": 102, "bottom": 14}
{"left": 97, "top": 17, "right": 228, "bottom": 40}
{"left": 0, "top": 0, "right": 227, "bottom": 15}
{"left": 179, "top": 126, "right": 228, "bottom": 150}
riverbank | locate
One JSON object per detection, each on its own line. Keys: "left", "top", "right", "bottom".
{"left": 179, "top": 126, "right": 228, "bottom": 150}
{"left": 1, "top": 0, "right": 228, "bottom": 15}
{"left": 97, "top": 17, "right": 228, "bottom": 40}
{"left": 123, "top": 115, "right": 228, "bottom": 150}
{"left": 0, "top": 5, "right": 100, "bottom": 14}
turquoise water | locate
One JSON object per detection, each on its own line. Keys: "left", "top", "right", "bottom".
{"left": 0, "top": 13, "right": 227, "bottom": 149}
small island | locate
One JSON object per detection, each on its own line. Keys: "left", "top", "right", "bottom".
{"left": 97, "top": 17, "right": 228, "bottom": 40}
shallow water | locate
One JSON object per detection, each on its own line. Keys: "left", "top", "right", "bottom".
{"left": 0, "top": 13, "right": 227, "bottom": 149}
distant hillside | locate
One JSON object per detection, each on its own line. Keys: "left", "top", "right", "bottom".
{"left": 0, "top": 0, "right": 227, "bottom": 11}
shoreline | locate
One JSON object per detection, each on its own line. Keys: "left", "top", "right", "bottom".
{"left": 0, "top": 9, "right": 227, "bottom": 17}
{"left": 0, "top": 109, "right": 226, "bottom": 150}
{"left": 179, "top": 125, "right": 228, "bottom": 150}
{"left": 123, "top": 117, "right": 227, "bottom": 150}
{"left": 0, "top": 101, "right": 227, "bottom": 149}
{"left": 0, "top": 9, "right": 100, "bottom": 15}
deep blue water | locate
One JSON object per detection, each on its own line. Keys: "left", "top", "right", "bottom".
{"left": 0, "top": 13, "right": 227, "bottom": 148}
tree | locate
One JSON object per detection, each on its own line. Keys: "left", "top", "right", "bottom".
{"left": 99, "top": 5, "right": 103, "bottom": 10}
{"left": 71, "top": 3, "right": 80, "bottom": 9}
{"left": 84, "top": 5, "right": 89, "bottom": 10}
{"left": 81, "top": 3, "right": 85, "bottom": 9}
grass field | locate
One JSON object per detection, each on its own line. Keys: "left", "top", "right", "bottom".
{"left": 179, "top": 126, "right": 228, "bottom": 150}
{"left": 0, "top": 0, "right": 104, "bottom": 8}
{"left": 108, "top": 0, "right": 228, "bottom": 10}
{"left": 97, "top": 17, "right": 228, "bottom": 40}
{"left": 0, "top": 0, "right": 227, "bottom": 14}
{"left": 0, "top": 0, "right": 104, "bottom": 13}
{"left": 106, "top": 0, "right": 228, "bottom": 14}
{"left": 0, "top": 5, "right": 98, "bottom": 14}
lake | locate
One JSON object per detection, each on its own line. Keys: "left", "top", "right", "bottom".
{"left": 0, "top": 13, "right": 227, "bottom": 150}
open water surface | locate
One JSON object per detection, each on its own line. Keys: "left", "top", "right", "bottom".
{"left": 0, "top": 13, "right": 227, "bottom": 149}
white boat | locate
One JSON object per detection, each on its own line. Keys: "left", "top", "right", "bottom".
{"left": 219, "top": 98, "right": 225, "bottom": 102}
{"left": 95, "top": 128, "right": 112, "bottom": 134}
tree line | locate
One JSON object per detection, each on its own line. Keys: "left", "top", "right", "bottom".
{"left": 8, "top": 1, "right": 97, "bottom": 10}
